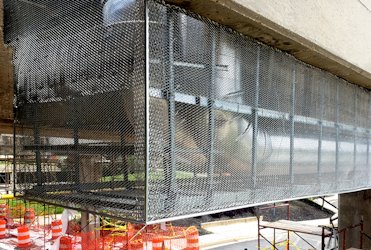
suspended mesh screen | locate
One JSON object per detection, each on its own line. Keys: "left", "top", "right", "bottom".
{"left": 4, "top": 0, "right": 371, "bottom": 223}
{"left": 146, "top": 1, "right": 371, "bottom": 222}
{"left": 5, "top": 0, "right": 146, "bottom": 221}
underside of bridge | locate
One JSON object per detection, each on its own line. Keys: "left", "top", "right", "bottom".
{"left": 1, "top": 0, "right": 371, "bottom": 244}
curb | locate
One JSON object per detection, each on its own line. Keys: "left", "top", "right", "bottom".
{"left": 201, "top": 216, "right": 260, "bottom": 229}
{"left": 200, "top": 216, "right": 262, "bottom": 249}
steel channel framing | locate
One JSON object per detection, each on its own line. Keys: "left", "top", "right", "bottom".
{"left": 317, "top": 80, "right": 324, "bottom": 186}
{"left": 353, "top": 90, "right": 357, "bottom": 183}
{"left": 33, "top": 105, "right": 42, "bottom": 187}
{"left": 251, "top": 46, "right": 260, "bottom": 189}
{"left": 206, "top": 32, "right": 217, "bottom": 202}
{"left": 148, "top": 90, "right": 369, "bottom": 139}
{"left": 368, "top": 94, "right": 371, "bottom": 185}
{"left": 164, "top": 9, "right": 177, "bottom": 210}
{"left": 335, "top": 83, "right": 340, "bottom": 188}
{"left": 145, "top": 0, "right": 150, "bottom": 222}
{"left": 290, "top": 67, "right": 296, "bottom": 185}
{"left": 369, "top": 133, "right": 371, "bottom": 186}
{"left": 12, "top": 121, "right": 16, "bottom": 192}
{"left": 73, "top": 100, "right": 81, "bottom": 190}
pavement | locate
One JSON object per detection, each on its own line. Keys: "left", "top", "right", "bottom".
{"left": 199, "top": 196, "right": 339, "bottom": 249}
{"left": 200, "top": 217, "right": 261, "bottom": 249}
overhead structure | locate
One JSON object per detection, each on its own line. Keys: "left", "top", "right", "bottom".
{"left": 4, "top": 0, "right": 371, "bottom": 223}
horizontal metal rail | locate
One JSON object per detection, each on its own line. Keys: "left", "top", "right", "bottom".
{"left": 149, "top": 87, "right": 370, "bottom": 134}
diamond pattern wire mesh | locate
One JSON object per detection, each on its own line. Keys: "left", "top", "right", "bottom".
{"left": 146, "top": 0, "right": 371, "bottom": 222}
{"left": 6, "top": 0, "right": 146, "bottom": 221}
{"left": 4, "top": 0, "right": 371, "bottom": 223}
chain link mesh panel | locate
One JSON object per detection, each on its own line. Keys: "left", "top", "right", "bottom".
{"left": 5, "top": 0, "right": 146, "bottom": 221}
{"left": 147, "top": 0, "right": 371, "bottom": 222}
{"left": 5, "top": 0, "right": 371, "bottom": 223}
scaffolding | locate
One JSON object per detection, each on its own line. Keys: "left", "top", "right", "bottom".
{"left": 0, "top": 134, "right": 13, "bottom": 193}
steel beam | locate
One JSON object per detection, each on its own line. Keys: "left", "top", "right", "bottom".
{"left": 335, "top": 83, "right": 339, "bottom": 187}
{"left": 206, "top": 32, "right": 217, "bottom": 203}
{"left": 252, "top": 46, "right": 261, "bottom": 188}
{"left": 73, "top": 100, "right": 80, "bottom": 190}
{"left": 164, "top": 9, "right": 177, "bottom": 209}
{"left": 144, "top": 0, "right": 150, "bottom": 222}
{"left": 33, "top": 104, "right": 42, "bottom": 187}
{"left": 317, "top": 86, "right": 324, "bottom": 187}
{"left": 289, "top": 67, "right": 296, "bottom": 185}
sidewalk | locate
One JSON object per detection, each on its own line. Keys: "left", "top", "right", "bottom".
{"left": 200, "top": 217, "right": 261, "bottom": 249}
{"left": 200, "top": 216, "right": 333, "bottom": 249}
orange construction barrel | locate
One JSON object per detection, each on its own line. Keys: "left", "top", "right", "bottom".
{"left": 17, "top": 225, "right": 32, "bottom": 248}
{"left": 186, "top": 227, "right": 199, "bottom": 250}
{"left": 24, "top": 208, "right": 35, "bottom": 225}
{"left": 152, "top": 236, "right": 164, "bottom": 250}
{"left": 0, "top": 219, "right": 6, "bottom": 239}
{"left": 129, "top": 240, "right": 143, "bottom": 250}
{"left": 52, "top": 219, "right": 63, "bottom": 239}
{"left": 59, "top": 236, "right": 73, "bottom": 250}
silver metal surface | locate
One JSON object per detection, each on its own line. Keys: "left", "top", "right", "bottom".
{"left": 4, "top": 0, "right": 371, "bottom": 223}
{"left": 145, "top": 0, "right": 151, "bottom": 222}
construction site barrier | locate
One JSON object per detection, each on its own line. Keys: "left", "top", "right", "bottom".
{"left": 0, "top": 204, "right": 9, "bottom": 220}
{"left": 81, "top": 231, "right": 102, "bottom": 250}
{"left": 186, "top": 227, "right": 200, "bottom": 250}
{"left": 0, "top": 219, "right": 6, "bottom": 238}
{"left": 60, "top": 236, "right": 73, "bottom": 250}
{"left": 17, "top": 225, "right": 32, "bottom": 248}
{"left": 0, "top": 205, "right": 200, "bottom": 250}
{"left": 52, "top": 219, "right": 63, "bottom": 239}
{"left": 152, "top": 235, "right": 164, "bottom": 250}
{"left": 24, "top": 208, "right": 35, "bottom": 225}
{"left": 0, "top": 194, "right": 14, "bottom": 199}
{"left": 129, "top": 240, "right": 144, "bottom": 250}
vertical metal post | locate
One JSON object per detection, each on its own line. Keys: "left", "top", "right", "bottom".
{"left": 368, "top": 95, "right": 371, "bottom": 185}
{"left": 120, "top": 129, "right": 128, "bottom": 183}
{"left": 206, "top": 31, "right": 216, "bottom": 203}
{"left": 73, "top": 100, "right": 80, "bottom": 189}
{"left": 289, "top": 67, "right": 296, "bottom": 185}
{"left": 164, "top": 9, "right": 177, "bottom": 209}
{"left": 287, "top": 202, "right": 290, "bottom": 250}
{"left": 258, "top": 217, "right": 261, "bottom": 250}
{"left": 12, "top": 120, "right": 17, "bottom": 194}
{"left": 318, "top": 125, "right": 323, "bottom": 185}
{"left": 321, "top": 227, "right": 325, "bottom": 250}
{"left": 251, "top": 46, "right": 260, "bottom": 189}
{"left": 318, "top": 80, "right": 324, "bottom": 188}
{"left": 335, "top": 83, "right": 339, "bottom": 188}
{"left": 353, "top": 89, "right": 357, "bottom": 183}
{"left": 34, "top": 104, "right": 42, "bottom": 187}
{"left": 368, "top": 131, "right": 370, "bottom": 184}
{"left": 144, "top": 0, "right": 150, "bottom": 221}
{"left": 81, "top": 211, "right": 89, "bottom": 233}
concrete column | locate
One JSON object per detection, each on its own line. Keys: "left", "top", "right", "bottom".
{"left": 339, "top": 189, "right": 371, "bottom": 249}
{"left": 81, "top": 212, "right": 100, "bottom": 250}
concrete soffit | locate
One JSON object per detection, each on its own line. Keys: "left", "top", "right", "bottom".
{"left": 165, "top": 0, "right": 371, "bottom": 90}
